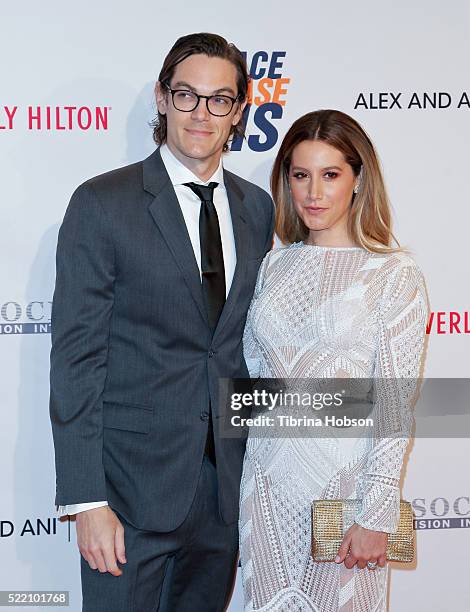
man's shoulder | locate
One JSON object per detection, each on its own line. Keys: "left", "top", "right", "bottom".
{"left": 78, "top": 158, "right": 145, "bottom": 199}
{"left": 64, "top": 152, "right": 160, "bottom": 221}
{"left": 69, "top": 149, "right": 163, "bottom": 214}
{"left": 223, "top": 168, "right": 272, "bottom": 206}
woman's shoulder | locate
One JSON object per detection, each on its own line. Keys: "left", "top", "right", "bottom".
{"left": 368, "top": 249, "right": 423, "bottom": 278}
{"left": 267, "top": 240, "right": 305, "bottom": 258}
{"left": 368, "top": 250, "right": 427, "bottom": 311}
{"left": 261, "top": 241, "right": 300, "bottom": 265}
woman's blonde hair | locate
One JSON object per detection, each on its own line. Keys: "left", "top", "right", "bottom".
{"left": 271, "top": 109, "right": 400, "bottom": 252}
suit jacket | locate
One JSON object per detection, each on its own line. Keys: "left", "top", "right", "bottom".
{"left": 49, "top": 147, "right": 274, "bottom": 532}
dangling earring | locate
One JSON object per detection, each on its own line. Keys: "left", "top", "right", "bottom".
{"left": 353, "top": 165, "right": 363, "bottom": 194}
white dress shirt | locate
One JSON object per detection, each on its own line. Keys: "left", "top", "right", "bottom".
{"left": 58, "top": 143, "right": 237, "bottom": 516}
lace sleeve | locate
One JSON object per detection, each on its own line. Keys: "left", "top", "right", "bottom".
{"left": 355, "top": 257, "right": 428, "bottom": 533}
{"left": 243, "top": 253, "right": 271, "bottom": 378}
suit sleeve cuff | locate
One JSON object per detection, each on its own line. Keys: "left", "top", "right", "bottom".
{"left": 57, "top": 501, "right": 108, "bottom": 517}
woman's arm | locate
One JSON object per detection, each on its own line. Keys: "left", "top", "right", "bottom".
{"left": 242, "top": 252, "right": 271, "bottom": 378}
{"left": 337, "top": 255, "right": 428, "bottom": 568}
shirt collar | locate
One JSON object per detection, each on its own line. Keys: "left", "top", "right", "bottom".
{"left": 160, "top": 143, "right": 225, "bottom": 189}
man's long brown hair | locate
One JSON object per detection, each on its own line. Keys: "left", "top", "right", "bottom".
{"left": 151, "top": 32, "right": 248, "bottom": 152}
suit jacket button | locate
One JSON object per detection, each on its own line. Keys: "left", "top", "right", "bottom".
{"left": 208, "top": 349, "right": 215, "bottom": 358}
{"left": 200, "top": 411, "right": 210, "bottom": 421}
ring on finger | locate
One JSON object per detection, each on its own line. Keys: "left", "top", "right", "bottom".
{"left": 367, "top": 560, "right": 378, "bottom": 570}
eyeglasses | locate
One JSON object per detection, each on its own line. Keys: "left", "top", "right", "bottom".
{"left": 163, "top": 83, "right": 239, "bottom": 117}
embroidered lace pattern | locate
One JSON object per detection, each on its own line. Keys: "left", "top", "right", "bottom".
{"left": 239, "top": 243, "right": 428, "bottom": 611}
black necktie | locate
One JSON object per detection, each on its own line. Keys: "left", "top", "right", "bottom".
{"left": 184, "top": 181, "right": 226, "bottom": 331}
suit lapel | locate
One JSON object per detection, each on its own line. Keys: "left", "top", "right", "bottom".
{"left": 144, "top": 149, "right": 208, "bottom": 326}
{"left": 213, "top": 170, "right": 249, "bottom": 340}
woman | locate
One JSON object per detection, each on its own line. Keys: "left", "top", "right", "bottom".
{"left": 239, "top": 110, "right": 428, "bottom": 611}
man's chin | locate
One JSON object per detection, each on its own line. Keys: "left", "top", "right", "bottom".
{"left": 180, "top": 143, "right": 221, "bottom": 161}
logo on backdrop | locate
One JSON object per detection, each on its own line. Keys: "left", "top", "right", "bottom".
{"left": 426, "top": 311, "right": 470, "bottom": 334}
{"left": 231, "top": 51, "right": 290, "bottom": 152}
{"left": 0, "top": 517, "right": 73, "bottom": 542}
{"left": 2, "top": 54, "right": 289, "bottom": 142}
{"left": 353, "top": 91, "right": 470, "bottom": 110}
{"left": 413, "top": 496, "right": 470, "bottom": 530}
{"left": 0, "top": 301, "right": 51, "bottom": 335}
{"left": 0, "top": 106, "right": 110, "bottom": 131}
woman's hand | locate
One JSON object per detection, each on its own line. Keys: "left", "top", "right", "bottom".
{"left": 334, "top": 523, "right": 388, "bottom": 570}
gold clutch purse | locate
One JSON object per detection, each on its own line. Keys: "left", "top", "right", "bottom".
{"left": 311, "top": 499, "right": 415, "bottom": 562}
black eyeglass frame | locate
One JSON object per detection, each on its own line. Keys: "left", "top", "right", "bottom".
{"left": 162, "top": 82, "right": 240, "bottom": 117}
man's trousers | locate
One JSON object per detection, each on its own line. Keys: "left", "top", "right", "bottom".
{"left": 81, "top": 456, "right": 239, "bottom": 612}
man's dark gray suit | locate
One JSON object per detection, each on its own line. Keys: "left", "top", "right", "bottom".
{"left": 49, "top": 147, "right": 274, "bottom": 611}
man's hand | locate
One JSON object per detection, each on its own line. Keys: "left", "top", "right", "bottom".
{"left": 334, "top": 523, "right": 388, "bottom": 570}
{"left": 76, "top": 506, "right": 126, "bottom": 576}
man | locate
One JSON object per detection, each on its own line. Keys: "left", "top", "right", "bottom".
{"left": 50, "top": 33, "right": 274, "bottom": 611}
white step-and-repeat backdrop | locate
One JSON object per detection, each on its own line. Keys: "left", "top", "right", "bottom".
{"left": 1, "top": 1, "right": 469, "bottom": 610}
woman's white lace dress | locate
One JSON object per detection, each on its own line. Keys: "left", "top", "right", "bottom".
{"left": 239, "top": 242, "right": 428, "bottom": 612}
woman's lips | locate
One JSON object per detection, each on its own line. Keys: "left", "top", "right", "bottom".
{"left": 305, "top": 206, "right": 328, "bottom": 214}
